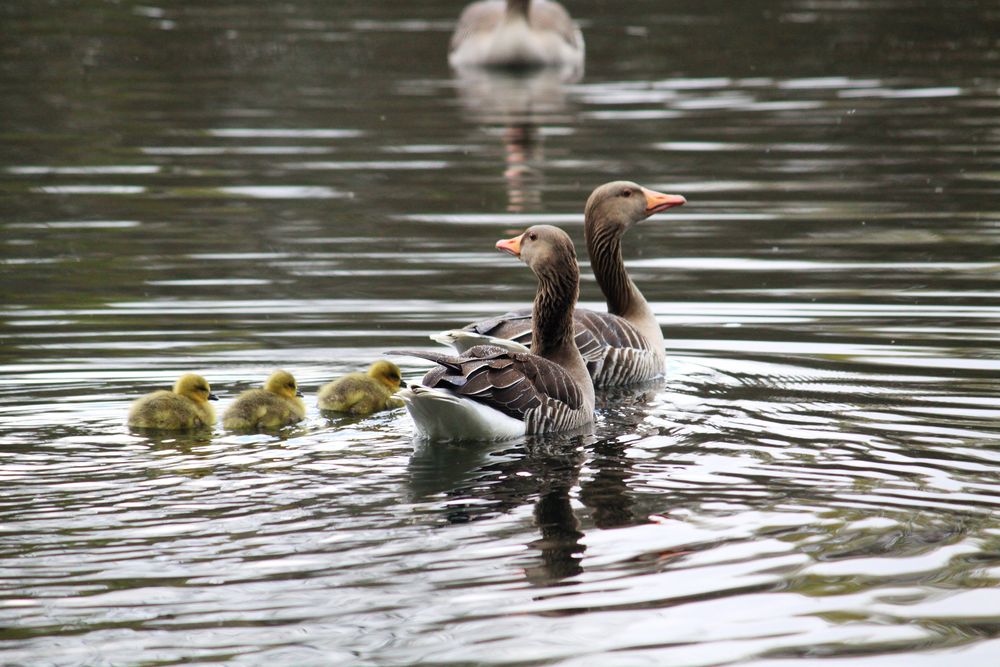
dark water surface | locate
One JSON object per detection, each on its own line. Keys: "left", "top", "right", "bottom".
{"left": 3, "top": 1, "right": 1000, "bottom": 665}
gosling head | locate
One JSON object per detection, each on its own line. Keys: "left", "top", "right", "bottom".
{"left": 584, "top": 180, "right": 686, "bottom": 237}
{"left": 264, "top": 370, "right": 303, "bottom": 399}
{"left": 173, "top": 373, "right": 218, "bottom": 404}
{"left": 367, "top": 360, "right": 403, "bottom": 392}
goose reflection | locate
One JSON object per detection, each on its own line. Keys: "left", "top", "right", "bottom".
{"left": 408, "top": 434, "right": 587, "bottom": 582}
{"left": 406, "top": 381, "right": 662, "bottom": 582}
{"left": 581, "top": 379, "right": 666, "bottom": 529}
{"left": 452, "top": 66, "right": 579, "bottom": 212}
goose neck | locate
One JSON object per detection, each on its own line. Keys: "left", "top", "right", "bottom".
{"left": 586, "top": 221, "right": 644, "bottom": 317}
{"left": 531, "top": 263, "right": 578, "bottom": 359}
{"left": 506, "top": 0, "right": 531, "bottom": 19}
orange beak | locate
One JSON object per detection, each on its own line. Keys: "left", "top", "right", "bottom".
{"left": 642, "top": 187, "right": 686, "bottom": 216}
{"left": 496, "top": 233, "right": 524, "bottom": 257}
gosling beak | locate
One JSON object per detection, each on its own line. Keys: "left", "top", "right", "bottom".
{"left": 496, "top": 233, "right": 524, "bottom": 257}
{"left": 642, "top": 187, "right": 686, "bottom": 216}
{"left": 208, "top": 392, "right": 219, "bottom": 401}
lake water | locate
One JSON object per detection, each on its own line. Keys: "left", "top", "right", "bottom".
{"left": 2, "top": 1, "right": 1000, "bottom": 665}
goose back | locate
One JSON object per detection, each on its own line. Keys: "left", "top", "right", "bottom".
{"left": 455, "top": 307, "right": 661, "bottom": 387}
{"left": 442, "top": 181, "right": 685, "bottom": 387}
{"left": 449, "top": 0, "right": 584, "bottom": 70}
{"left": 394, "top": 343, "right": 591, "bottom": 436}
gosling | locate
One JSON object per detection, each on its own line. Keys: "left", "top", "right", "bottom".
{"left": 128, "top": 373, "right": 218, "bottom": 431}
{"left": 222, "top": 369, "right": 306, "bottom": 431}
{"left": 317, "top": 360, "right": 404, "bottom": 416}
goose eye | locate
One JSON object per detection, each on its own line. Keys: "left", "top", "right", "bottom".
{"left": 528, "top": 232, "right": 538, "bottom": 241}
{"left": 621, "top": 188, "right": 632, "bottom": 198}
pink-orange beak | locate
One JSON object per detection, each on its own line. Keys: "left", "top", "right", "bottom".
{"left": 496, "top": 233, "right": 524, "bottom": 257}
{"left": 642, "top": 187, "right": 686, "bottom": 216}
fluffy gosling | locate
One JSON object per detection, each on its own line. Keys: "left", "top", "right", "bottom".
{"left": 128, "top": 373, "right": 218, "bottom": 431}
{"left": 317, "top": 360, "right": 404, "bottom": 416}
{"left": 222, "top": 369, "right": 306, "bottom": 431}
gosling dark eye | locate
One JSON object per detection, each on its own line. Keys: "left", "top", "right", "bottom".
{"left": 621, "top": 189, "right": 632, "bottom": 198}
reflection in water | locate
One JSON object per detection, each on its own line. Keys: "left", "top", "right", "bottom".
{"left": 581, "top": 380, "right": 665, "bottom": 528}
{"left": 407, "top": 382, "right": 662, "bottom": 583}
{"left": 452, "top": 67, "right": 579, "bottom": 211}
{"left": 2, "top": 0, "right": 1000, "bottom": 665}
{"left": 525, "top": 443, "right": 586, "bottom": 583}
{"left": 501, "top": 123, "right": 543, "bottom": 211}
{"left": 410, "top": 435, "right": 588, "bottom": 583}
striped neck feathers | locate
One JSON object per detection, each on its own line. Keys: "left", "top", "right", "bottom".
{"left": 586, "top": 220, "right": 645, "bottom": 317}
{"left": 506, "top": 0, "right": 531, "bottom": 19}
{"left": 531, "top": 253, "right": 579, "bottom": 358}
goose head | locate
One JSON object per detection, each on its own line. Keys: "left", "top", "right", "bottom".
{"left": 584, "top": 180, "right": 686, "bottom": 237}
{"left": 496, "top": 223, "right": 578, "bottom": 279}
{"left": 264, "top": 370, "right": 303, "bottom": 399}
{"left": 173, "top": 373, "right": 218, "bottom": 403}
{"left": 367, "top": 360, "right": 403, "bottom": 392}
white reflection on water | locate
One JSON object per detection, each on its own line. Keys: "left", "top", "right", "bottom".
{"left": 214, "top": 185, "right": 349, "bottom": 198}
{"left": 9, "top": 166, "right": 161, "bottom": 175}
{"left": 32, "top": 185, "right": 147, "bottom": 194}
{"left": 206, "top": 128, "right": 364, "bottom": 138}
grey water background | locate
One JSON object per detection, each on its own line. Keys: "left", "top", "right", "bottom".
{"left": 2, "top": 0, "right": 1000, "bottom": 665}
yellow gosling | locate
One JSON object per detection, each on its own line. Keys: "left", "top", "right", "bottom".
{"left": 317, "top": 360, "right": 404, "bottom": 416}
{"left": 128, "top": 373, "right": 218, "bottom": 431}
{"left": 222, "top": 369, "right": 306, "bottom": 431}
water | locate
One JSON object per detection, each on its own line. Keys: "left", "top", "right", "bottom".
{"left": 2, "top": 1, "right": 1000, "bottom": 664}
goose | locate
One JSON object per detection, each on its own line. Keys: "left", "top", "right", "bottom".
{"left": 128, "top": 373, "right": 218, "bottom": 431}
{"left": 317, "top": 360, "right": 404, "bottom": 416}
{"left": 391, "top": 225, "right": 594, "bottom": 440}
{"left": 449, "top": 0, "right": 584, "bottom": 72}
{"left": 222, "top": 369, "right": 305, "bottom": 431}
{"left": 436, "top": 181, "right": 686, "bottom": 387}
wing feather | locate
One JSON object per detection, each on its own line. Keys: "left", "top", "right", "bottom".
{"left": 448, "top": 307, "right": 659, "bottom": 386}
{"left": 389, "top": 344, "right": 584, "bottom": 423}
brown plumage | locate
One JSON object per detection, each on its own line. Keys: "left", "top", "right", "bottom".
{"left": 127, "top": 373, "right": 218, "bottom": 431}
{"left": 317, "top": 360, "right": 404, "bottom": 416}
{"left": 442, "top": 181, "right": 686, "bottom": 387}
{"left": 222, "top": 370, "right": 305, "bottom": 431}
{"left": 392, "top": 225, "right": 594, "bottom": 439}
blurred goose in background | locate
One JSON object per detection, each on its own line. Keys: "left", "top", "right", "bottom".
{"left": 391, "top": 225, "right": 594, "bottom": 440}
{"left": 435, "top": 181, "right": 686, "bottom": 387}
{"left": 449, "top": 0, "right": 584, "bottom": 74}
{"left": 318, "top": 360, "right": 404, "bottom": 416}
{"left": 222, "top": 369, "right": 305, "bottom": 431}
{"left": 128, "top": 373, "right": 217, "bottom": 431}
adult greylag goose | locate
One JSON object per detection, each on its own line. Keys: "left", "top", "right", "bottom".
{"left": 128, "top": 373, "right": 218, "bottom": 431}
{"left": 391, "top": 225, "right": 594, "bottom": 440}
{"left": 222, "top": 369, "right": 305, "bottom": 431}
{"left": 318, "top": 360, "right": 404, "bottom": 416}
{"left": 435, "top": 181, "right": 686, "bottom": 387}
{"left": 449, "top": 0, "right": 584, "bottom": 72}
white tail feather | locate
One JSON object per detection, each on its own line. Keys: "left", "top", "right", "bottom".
{"left": 430, "top": 330, "right": 530, "bottom": 355}
{"left": 397, "top": 385, "right": 525, "bottom": 441}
